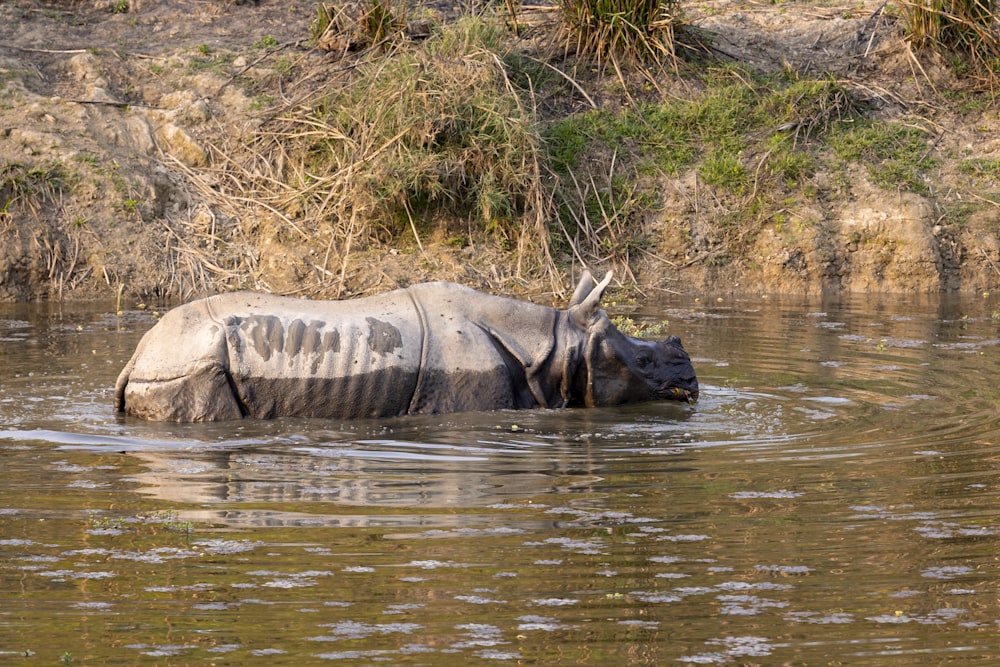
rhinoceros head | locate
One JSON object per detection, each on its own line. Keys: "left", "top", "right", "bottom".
{"left": 569, "top": 271, "right": 699, "bottom": 407}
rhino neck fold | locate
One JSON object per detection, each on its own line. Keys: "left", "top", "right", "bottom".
{"left": 404, "top": 287, "right": 431, "bottom": 415}
{"left": 579, "top": 331, "right": 602, "bottom": 408}
{"left": 203, "top": 296, "right": 251, "bottom": 418}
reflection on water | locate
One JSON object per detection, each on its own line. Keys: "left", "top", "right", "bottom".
{"left": 3, "top": 295, "right": 1000, "bottom": 664}
{"left": 123, "top": 405, "right": 697, "bottom": 512}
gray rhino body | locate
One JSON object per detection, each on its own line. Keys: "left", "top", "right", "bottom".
{"left": 114, "top": 272, "right": 698, "bottom": 422}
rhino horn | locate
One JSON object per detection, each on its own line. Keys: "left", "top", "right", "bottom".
{"left": 569, "top": 270, "right": 613, "bottom": 327}
{"left": 568, "top": 270, "right": 596, "bottom": 307}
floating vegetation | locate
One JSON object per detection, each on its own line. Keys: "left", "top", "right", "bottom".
{"left": 611, "top": 315, "right": 671, "bottom": 338}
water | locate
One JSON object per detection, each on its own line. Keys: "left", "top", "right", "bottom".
{"left": 2, "top": 294, "right": 1000, "bottom": 665}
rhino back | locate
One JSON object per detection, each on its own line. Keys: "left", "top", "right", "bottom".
{"left": 212, "top": 291, "right": 424, "bottom": 419}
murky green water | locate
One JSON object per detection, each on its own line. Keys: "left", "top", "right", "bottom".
{"left": 2, "top": 294, "right": 1000, "bottom": 665}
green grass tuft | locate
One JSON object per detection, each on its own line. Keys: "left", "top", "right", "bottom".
{"left": 546, "top": 66, "right": 860, "bottom": 266}
{"left": 827, "top": 120, "right": 939, "bottom": 194}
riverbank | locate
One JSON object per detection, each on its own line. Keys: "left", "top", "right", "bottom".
{"left": 1, "top": 0, "right": 998, "bottom": 302}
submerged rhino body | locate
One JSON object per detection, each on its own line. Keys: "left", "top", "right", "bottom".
{"left": 114, "top": 272, "right": 698, "bottom": 422}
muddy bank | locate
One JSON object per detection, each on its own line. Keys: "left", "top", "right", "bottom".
{"left": 652, "top": 179, "right": 1000, "bottom": 296}
{"left": 1, "top": 0, "right": 998, "bottom": 302}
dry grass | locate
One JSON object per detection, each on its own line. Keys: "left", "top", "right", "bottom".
{"left": 555, "top": 0, "right": 683, "bottom": 68}
{"left": 311, "top": 0, "right": 409, "bottom": 55}
{"left": 185, "top": 17, "right": 561, "bottom": 295}
{"left": 553, "top": 160, "right": 649, "bottom": 284}
{"left": 900, "top": 0, "right": 1000, "bottom": 84}
{"left": 0, "top": 162, "right": 65, "bottom": 226}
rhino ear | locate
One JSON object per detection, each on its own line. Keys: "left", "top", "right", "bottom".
{"left": 569, "top": 271, "right": 613, "bottom": 327}
{"left": 568, "top": 271, "right": 596, "bottom": 307}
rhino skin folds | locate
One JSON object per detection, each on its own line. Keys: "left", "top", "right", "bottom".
{"left": 114, "top": 271, "right": 699, "bottom": 422}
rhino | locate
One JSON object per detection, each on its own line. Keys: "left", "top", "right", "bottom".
{"left": 114, "top": 271, "right": 698, "bottom": 422}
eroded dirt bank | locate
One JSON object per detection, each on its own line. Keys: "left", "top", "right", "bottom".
{"left": 2, "top": 0, "right": 999, "bottom": 302}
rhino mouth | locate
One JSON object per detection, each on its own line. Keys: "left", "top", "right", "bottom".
{"left": 666, "top": 387, "right": 699, "bottom": 403}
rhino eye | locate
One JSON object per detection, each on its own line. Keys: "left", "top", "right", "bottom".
{"left": 636, "top": 351, "right": 653, "bottom": 369}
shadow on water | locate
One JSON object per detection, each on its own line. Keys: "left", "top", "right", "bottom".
{"left": 4, "top": 294, "right": 1000, "bottom": 664}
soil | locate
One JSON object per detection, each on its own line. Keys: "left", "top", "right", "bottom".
{"left": 1, "top": 0, "right": 999, "bottom": 302}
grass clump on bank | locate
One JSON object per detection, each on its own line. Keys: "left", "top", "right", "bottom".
{"left": 900, "top": 0, "right": 1000, "bottom": 82}
{"left": 545, "top": 67, "right": 860, "bottom": 268}
{"left": 555, "top": 0, "right": 684, "bottom": 66}
{"left": 0, "top": 161, "right": 67, "bottom": 225}
{"left": 827, "top": 120, "right": 939, "bottom": 195}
